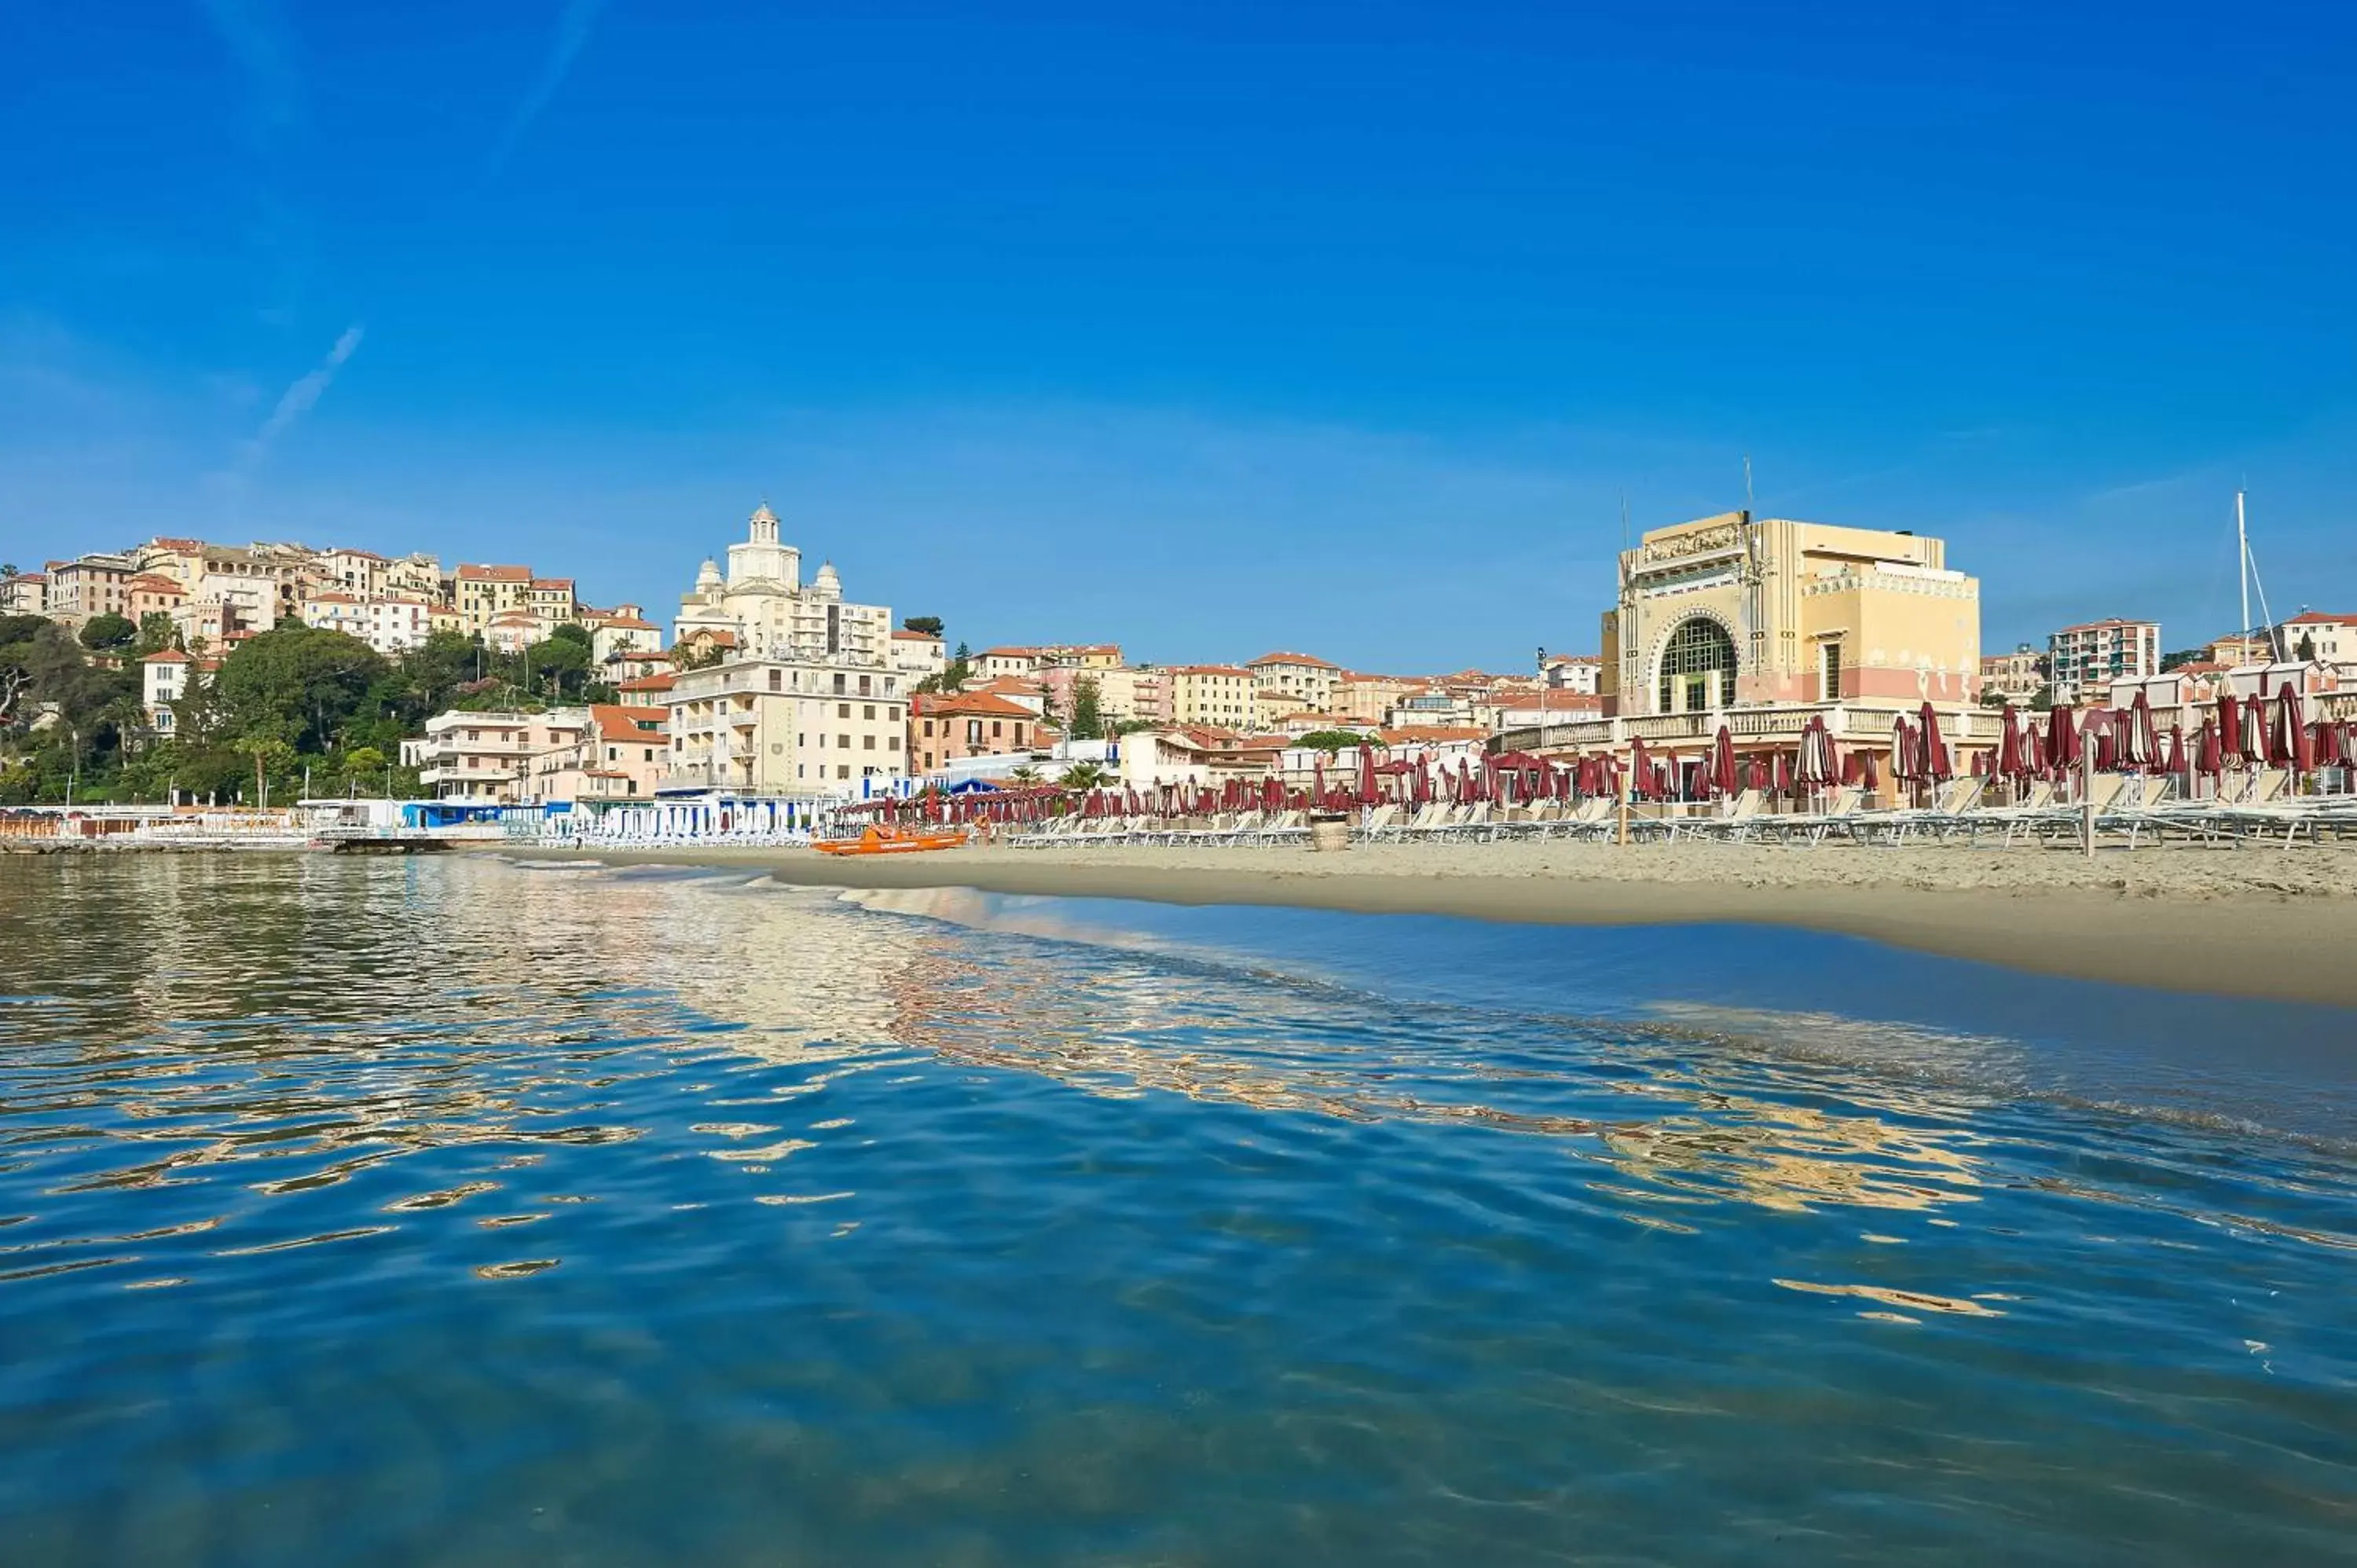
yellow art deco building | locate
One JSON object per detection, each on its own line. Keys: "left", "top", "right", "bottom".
{"left": 1599, "top": 511, "right": 1981, "bottom": 717}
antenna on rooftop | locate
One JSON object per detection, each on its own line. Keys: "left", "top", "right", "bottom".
{"left": 1743, "top": 453, "right": 1754, "bottom": 521}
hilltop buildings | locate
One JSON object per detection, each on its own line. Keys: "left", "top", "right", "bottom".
{"left": 2047, "top": 617, "right": 2161, "bottom": 703}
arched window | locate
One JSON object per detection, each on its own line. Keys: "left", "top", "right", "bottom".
{"left": 1657, "top": 617, "right": 1737, "bottom": 713}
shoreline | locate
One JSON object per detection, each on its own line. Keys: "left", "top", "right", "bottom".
{"left": 501, "top": 840, "right": 2357, "bottom": 1010}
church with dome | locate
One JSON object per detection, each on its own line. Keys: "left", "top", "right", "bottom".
{"left": 673, "top": 504, "right": 893, "bottom": 669}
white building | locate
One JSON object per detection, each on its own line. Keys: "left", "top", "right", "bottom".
{"left": 675, "top": 504, "right": 891, "bottom": 667}
{"left": 1544, "top": 654, "right": 1602, "bottom": 696}
{"left": 889, "top": 628, "right": 948, "bottom": 682}
{"left": 402, "top": 709, "right": 591, "bottom": 802}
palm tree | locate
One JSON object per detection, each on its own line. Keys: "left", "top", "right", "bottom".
{"left": 1058, "top": 760, "right": 1109, "bottom": 790}
{"left": 1007, "top": 764, "right": 1043, "bottom": 786}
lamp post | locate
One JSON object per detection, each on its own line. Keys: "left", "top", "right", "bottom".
{"left": 1536, "top": 645, "right": 1548, "bottom": 750}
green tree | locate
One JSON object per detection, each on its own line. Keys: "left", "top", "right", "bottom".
{"left": 134, "top": 612, "right": 178, "bottom": 654}
{"left": 1066, "top": 675, "right": 1105, "bottom": 740}
{"left": 79, "top": 612, "right": 137, "bottom": 650}
{"left": 676, "top": 641, "right": 726, "bottom": 672}
{"left": 901, "top": 615, "right": 944, "bottom": 638}
{"left": 234, "top": 733, "right": 297, "bottom": 808}
{"left": 2298, "top": 631, "right": 2319, "bottom": 662}
{"left": 1007, "top": 765, "right": 1043, "bottom": 786}
{"left": 214, "top": 625, "right": 389, "bottom": 754}
{"left": 1058, "top": 760, "right": 1109, "bottom": 790}
{"left": 1295, "top": 728, "right": 1369, "bottom": 753}
{"left": 521, "top": 633, "right": 592, "bottom": 699}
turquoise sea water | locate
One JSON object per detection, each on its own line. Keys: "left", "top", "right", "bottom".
{"left": 1, "top": 854, "right": 2352, "bottom": 1566}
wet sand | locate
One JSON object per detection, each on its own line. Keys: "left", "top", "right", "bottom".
{"left": 515, "top": 840, "right": 2357, "bottom": 1009}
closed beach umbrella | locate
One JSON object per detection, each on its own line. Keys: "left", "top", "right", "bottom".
{"left": 1711, "top": 726, "right": 1738, "bottom": 797}
{"left": 1997, "top": 705, "right": 2025, "bottom": 778}
{"left": 1891, "top": 720, "right": 1919, "bottom": 782}
{"left": 1861, "top": 749, "right": 1880, "bottom": 793}
{"left": 2122, "top": 690, "right": 2158, "bottom": 770}
{"left": 1773, "top": 749, "right": 1793, "bottom": 793}
{"left": 1918, "top": 702, "right": 1952, "bottom": 782}
{"left": 2046, "top": 707, "right": 2079, "bottom": 773}
{"left": 2217, "top": 694, "right": 2242, "bottom": 760}
{"left": 2238, "top": 694, "right": 2267, "bottom": 764}
{"left": 1629, "top": 736, "right": 1653, "bottom": 800}
{"left": 2276, "top": 687, "right": 2313, "bottom": 772}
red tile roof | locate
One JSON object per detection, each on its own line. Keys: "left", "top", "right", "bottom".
{"left": 915, "top": 691, "right": 1038, "bottom": 718}
{"left": 588, "top": 704, "right": 670, "bottom": 742}
{"left": 1247, "top": 650, "right": 1338, "bottom": 669}
{"left": 456, "top": 563, "right": 533, "bottom": 581}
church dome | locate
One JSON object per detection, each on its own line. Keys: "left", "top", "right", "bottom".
{"left": 750, "top": 502, "right": 779, "bottom": 526}
{"left": 813, "top": 560, "right": 841, "bottom": 595}
{"left": 695, "top": 558, "right": 724, "bottom": 592}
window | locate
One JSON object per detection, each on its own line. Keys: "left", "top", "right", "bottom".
{"left": 833, "top": 672, "right": 845, "bottom": 694}
{"left": 858, "top": 674, "right": 871, "bottom": 696}
{"left": 837, "top": 764, "right": 849, "bottom": 779}
{"left": 1656, "top": 617, "right": 1737, "bottom": 713}
{"left": 838, "top": 735, "right": 850, "bottom": 749}
{"left": 1014, "top": 724, "right": 1026, "bottom": 744}
{"left": 1820, "top": 641, "right": 1842, "bottom": 701}
{"left": 862, "top": 735, "right": 874, "bottom": 750}
{"left": 838, "top": 703, "right": 850, "bottom": 719}
{"left": 606, "top": 746, "right": 618, "bottom": 762}
{"left": 863, "top": 705, "right": 874, "bottom": 720}
{"left": 888, "top": 735, "right": 900, "bottom": 751}
{"left": 768, "top": 669, "right": 781, "bottom": 691}
{"left": 991, "top": 720, "right": 1003, "bottom": 738}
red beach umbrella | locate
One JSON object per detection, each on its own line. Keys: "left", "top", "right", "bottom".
{"left": 1773, "top": 749, "right": 1793, "bottom": 793}
{"left": 1861, "top": 749, "right": 1881, "bottom": 793}
{"left": 1710, "top": 726, "right": 1738, "bottom": 797}
{"left": 2046, "top": 706, "right": 2080, "bottom": 773}
{"left": 1891, "top": 719, "right": 1920, "bottom": 782}
{"left": 1629, "top": 736, "right": 1653, "bottom": 800}
{"left": 1915, "top": 702, "right": 1950, "bottom": 782}
{"left": 2275, "top": 687, "right": 2312, "bottom": 772}
{"left": 1997, "top": 705, "right": 2025, "bottom": 778}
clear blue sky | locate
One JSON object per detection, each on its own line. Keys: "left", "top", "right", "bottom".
{"left": 4, "top": 1, "right": 2352, "bottom": 669}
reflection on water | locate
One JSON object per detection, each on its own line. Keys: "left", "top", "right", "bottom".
{"left": 0, "top": 855, "right": 2353, "bottom": 1566}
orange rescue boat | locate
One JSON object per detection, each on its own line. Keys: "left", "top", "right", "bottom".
{"left": 812, "top": 823, "right": 970, "bottom": 856}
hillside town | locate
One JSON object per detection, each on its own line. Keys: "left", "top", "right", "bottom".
{"left": 3, "top": 499, "right": 2353, "bottom": 818}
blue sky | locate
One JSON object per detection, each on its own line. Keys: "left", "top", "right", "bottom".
{"left": 3, "top": 1, "right": 2352, "bottom": 669}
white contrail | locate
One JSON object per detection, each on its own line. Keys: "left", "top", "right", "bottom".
{"left": 245, "top": 324, "right": 363, "bottom": 463}
{"left": 489, "top": 0, "right": 609, "bottom": 176}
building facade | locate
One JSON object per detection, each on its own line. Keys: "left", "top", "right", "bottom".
{"left": 1599, "top": 511, "right": 1981, "bottom": 716}
{"left": 1164, "top": 665, "right": 1261, "bottom": 729}
{"left": 1247, "top": 651, "right": 1340, "bottom": 713}
{"left": 404, "top": 709, "right": 591, "bottom": 802}
{"left": 909, "top": 691, "right": 1043, "bottom": 775}
{"left": 674, "top": 504, "right": 891, "bottom": 668}
{"left": 664, "top": 657, "right": 909, "bottom": 794}
{"left": 2047, "top": 617, "right": 2160, "bottom": 702}
{"left": 1980, "top": 644, "right": 2047, "bottom": 702}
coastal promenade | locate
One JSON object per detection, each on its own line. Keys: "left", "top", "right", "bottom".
{"left": 513, "top": 837, "right": 2357, "bottom": 1011}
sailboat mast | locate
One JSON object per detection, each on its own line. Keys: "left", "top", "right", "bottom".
{"left": 2236, "top": 489, "right": 2250, "bottom": 645}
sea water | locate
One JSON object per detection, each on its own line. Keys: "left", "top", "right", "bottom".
{"left": 0, "top": 854, "right": 2351, "bottom": 1566}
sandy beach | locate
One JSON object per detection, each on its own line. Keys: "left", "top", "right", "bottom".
{"left": 515, "top": 838, "right": 2357, "bottom": 1009}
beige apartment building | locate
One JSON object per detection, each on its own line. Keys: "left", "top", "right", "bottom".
{"left": 1164, "top": 665, "right": 1261, "bottom": 729}
{"left": 456, "top": 564, "right": 535, "bottom": 634}
{"left": 665, "top": 657, "right": 909, "bottom": 793}
{"left": 1981, "top": 644, "right": 2046, "bottom": 701}
{"left": 1333, "top": 672, "right": 1424, "bottom": 727}
{"left": 404, "top": 709, "right": 591, "bottom": 802}
{"left": 1247, "top": 650, "right": 1340, "bottom": 713}
{"left": 42, "top": 553, "right": 137, "bottom": 628}
{"left": 1599, "top": 511, "right": 1981, "bottom": 716}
